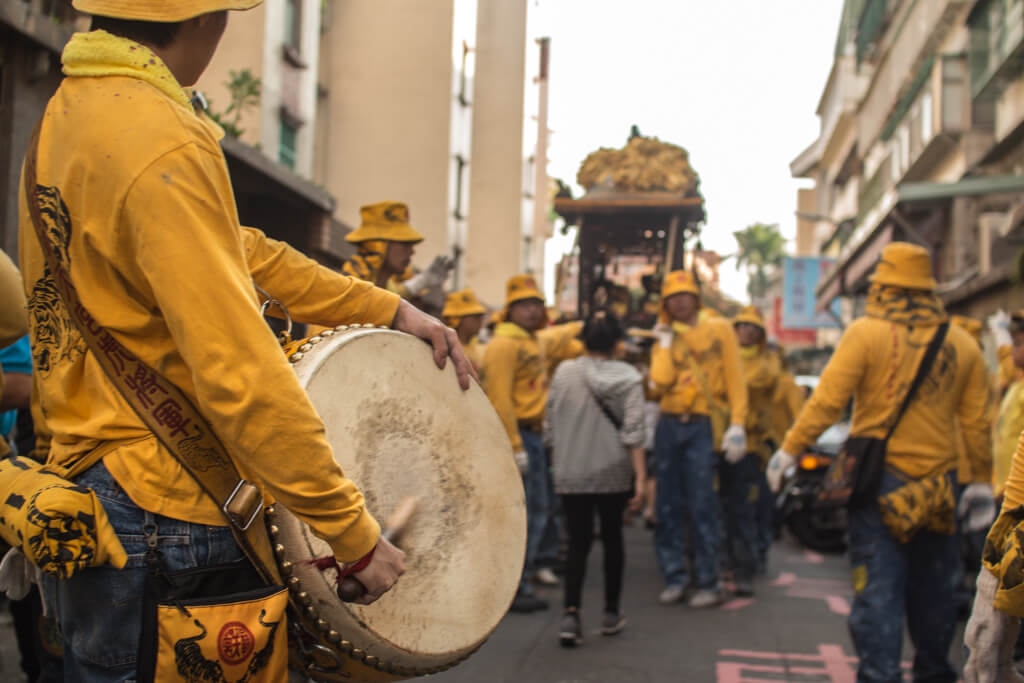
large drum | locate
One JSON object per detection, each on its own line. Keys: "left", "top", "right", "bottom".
{"left": 270, "top": 325, "right": 525, "bottom": 682}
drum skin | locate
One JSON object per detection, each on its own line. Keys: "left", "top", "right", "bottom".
{"left": 274, "top": 327, "right": 526, "bottom": 680}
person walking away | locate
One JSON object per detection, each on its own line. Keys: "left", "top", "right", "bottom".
{"left": 442, "top": 289, "right": 487, "bottom": 372}
{"left": 482, "top": 275, "right": 555, "bottom": 612}
{"left": 544, "top": 310, "right": 646, "bottom": 646}
{"left": 649, "top": 270, "right": 748, "bottom": 608}
{"left": 768, "top": 243, "right": 992, "bottom": 683}
{"left": 728, "top": 306, "right": 780, "bottom": 594}
{"left": 18, "top": 3, "right": 475, "bottom": 677}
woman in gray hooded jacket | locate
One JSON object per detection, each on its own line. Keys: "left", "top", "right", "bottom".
{"left": 544, "top": 310, "right": 647, "bottom": 647}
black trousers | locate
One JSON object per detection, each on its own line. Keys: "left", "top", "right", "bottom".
{"left": 561, "top": 492, "right": 629, "bottom": 613}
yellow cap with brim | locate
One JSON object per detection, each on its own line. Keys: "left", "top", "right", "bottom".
{"left": 346, "top": 201, "right": 424, "bottom": 244}
{"left": 504, "top": 274, "right": 545, "bottom": 307}
{"left": 73, "top": 0, "right": 262, "bottom": 21}
{"left": 870, "top": 242, "right": 937, "bottom": 291}
{"left": 734, "top": 305, "right": 765, "bottom": 329}
{"left": 659, "top": 270, "right": 700, "bottom": 323}
{"left": 443, "top": 289, "right": 487, "bottom": 320}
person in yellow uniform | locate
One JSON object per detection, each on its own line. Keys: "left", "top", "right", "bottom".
{"left": 18, "top": 3, "right": 473, "bottom": 679}
{"left": 727, "top": 306, "right": 780, "bottom": 595}
{"left": 442, "top": 288, "right": 487, "bottom": 372}
{"left": 649, "top": 270, "right": 748, "bottom": 608}
{"left": 342, "top": 201, "right": 453, "bottom": 308}
{"left": 482, "top": 274, "right": 577, "bottom": 612}
{"left": 991, "top": 311, "right": 1024, "bottom": 501}
{"left": 768, "top": 243, "right": 991, "bottom": 683}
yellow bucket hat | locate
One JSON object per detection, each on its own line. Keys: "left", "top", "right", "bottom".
{"left": 661, "top": 270, "right": 700, "bottom": 299}
{"left": 442, "top": 289, "right": 487, "bottom": 321}
{"left": 345, "top": 201, "right": 425, "bottom": 244}
{"left": 871, "top": 242, "right": 936, "bottom": 291}
{"left": 504, "top": 274, "right": 545, "bottom": 307}
{"left": 734, "top": 305, "right": 765, "bottom": 329}
{"left": 951, "top": 315, "right": 982, "bottom": 344}
{"left": 73, "top": 0, "right": 262, "bottom": 21}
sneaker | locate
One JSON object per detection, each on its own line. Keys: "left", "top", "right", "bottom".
{"left": 559, "top": 610, "right": 582, "bottom": 647}
{"left": 734, "top": 579, "right": 754, "bottom": 597}
{"left": 509, "top": 593, "right": 550, "bottom": 613}
{"left": 533, "top": 567, "right": 560, "bottom": 586}
{"left": 688, "top": 588, "right": 724, "bottom": 608}
{"left": 601, "top": 611, "right": 626, "bottom": 636}
{"left": 658, "top": 584, "right": 687, "bottom": 605}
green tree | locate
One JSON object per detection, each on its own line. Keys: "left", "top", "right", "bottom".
{"left": 207, "top": 69, "right": 261, "bottom": 138}
{"left": 733, "top": 222, "right": 786, "bottom": 300}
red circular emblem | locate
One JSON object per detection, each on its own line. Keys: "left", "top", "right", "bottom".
{"left": 217, "top": 621, "right": 255, "bottom": 665}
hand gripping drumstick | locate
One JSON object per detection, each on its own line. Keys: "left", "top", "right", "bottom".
{"left": 338, "top": 496, "right": 418, "bottom": 602}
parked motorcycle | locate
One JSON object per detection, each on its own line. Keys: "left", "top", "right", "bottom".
{"left": 776, "top": 421, "right": 849, "bottom": 554}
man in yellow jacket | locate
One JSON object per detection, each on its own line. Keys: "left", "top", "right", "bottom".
{"left": 343, "top": 201, "right": 453, "bottom": 311}
{"left": 19, "top": 3, "right": 473, "bottom": 679}
{"left": 649, "top": 270, "right": 748, "bottom": 608}
{"left": 483, "top": 274, "right": 555, "bottom": 613}
{"left": 728, "top": 306, "right": 781, "bottom": 594}
{"left": 442, "top": 288, "right": 487, "bottom": 372}
{"left": 769, "top": 243, "right": 992, "bottom": 683}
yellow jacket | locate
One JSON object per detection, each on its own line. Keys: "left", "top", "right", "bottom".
{"left": 17, "top": 31, "right": 400, "bottom": 562}
{"left": 0, "top": 250, "right": 27, "bottom": 349}
{"left": 998, "top": 345, "right": 1020, "bottom": 396}
{"left": 537, "top": 321, "right": 585, "bottom": 377}
{"left": 482, "top": 322, "right": 548, "bottom": 450}
{"left": 771, "top": 370, "right": 805, "bottom": 448}
{"left": 649, "top": 317, "right": 748, "bottom": 441}
{"left": 464, "top": 336, "right": 484, "bottom": 372}
{"left": 994, "top": 380, "right": 1024, "bottom": 497}
{"left": 740, "top": 348, "right": 781, "bottom": 460}
{"left": 782, "top": 318, "right": 992, "bottom": 483}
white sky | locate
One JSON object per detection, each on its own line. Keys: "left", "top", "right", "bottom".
{"left": 534, "top": 0, "right": 845, "bottom": 302}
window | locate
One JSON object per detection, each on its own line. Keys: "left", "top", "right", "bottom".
{"left": 279, "top": 119, "right": 297, "bottom": 170}
{"left": 284, "top": 0, "right": 302, "bottom": 51}
{"left": 920, "top": 91, "right": 933, "bottom": 145}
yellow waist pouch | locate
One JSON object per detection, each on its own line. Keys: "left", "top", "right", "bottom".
{"left": 877, "top": 472, "right": 956, "bottom": 544}
{"left": 137, "top": 555, "right": 288, "bottom": 682}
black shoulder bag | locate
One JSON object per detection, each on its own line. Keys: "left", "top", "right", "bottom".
{"left": 816, "top": 322, "right": 949, "bottom": 510}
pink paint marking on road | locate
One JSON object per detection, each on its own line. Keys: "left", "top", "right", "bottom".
{"left": 722, "top": 598, "right": 755, "bottom": 610}
{"left": 717, "top": 644, "right": 858, "bottom": 683}
{"left": 825, "top": 596, "right": 851, "bottom": 616}
{"left": 804, "top": 549, "right": 825, "bottom": 564}
{"left": 715, "top": 661, "right": 786, "bottom": 683}
{"left": 770, "top": 571, "right": 797, "bottom": 586}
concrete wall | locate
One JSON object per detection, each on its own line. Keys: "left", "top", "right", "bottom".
{"left": 320, "top": 0, "right": 455, "bottom": 266}
{"left": 465, "top": 0, "right": 528, "bottom": 307}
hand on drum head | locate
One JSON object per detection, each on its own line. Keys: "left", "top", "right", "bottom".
{"left": 392, "top": 300, "right": 478, "bottom": 390}
{"left": 350, "top": 536, "right": 406, "bottom": 605}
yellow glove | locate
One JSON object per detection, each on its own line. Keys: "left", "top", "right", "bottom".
{"left": 0, "top": 457, "right": 127, "bottom": 578}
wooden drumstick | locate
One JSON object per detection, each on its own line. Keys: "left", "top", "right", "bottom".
{"left": 338, "top": 496, "right": 418, "bottom": 602}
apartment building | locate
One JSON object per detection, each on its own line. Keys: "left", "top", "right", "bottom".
{"left": 792, "top": 0, "right": 1024, "bottom": 322}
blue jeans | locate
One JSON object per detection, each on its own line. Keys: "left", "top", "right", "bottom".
{"left": 653, "top": 415, "right": 720, "bottom": 590}
{"left": 519, "top": 428, "right": 550, "bottom": 596}
{"left": 848, "top": 471, "right": 959, "bottom": 683}
{"left": 42, "top": 461, "right": 247, "bottom": 682}
{"left": 720, "top": 453, "right": 760, "bottom": 582}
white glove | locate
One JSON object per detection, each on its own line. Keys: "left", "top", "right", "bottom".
{"left": 989, "top": 310, "right": 1013, "bottom": 348}
{"left": 0, "top": 547, "right": 37, "bottom": 601}
{"left": 513, "top": 450, "right": 529, "bottom": 474}
{"left": 404, "top": 255, "right": 455, "bottom": 295}
{"left": 653, "top": 323, "right": 672, "bottom": 349}
{"left": 766, "top": 449, "right": 796, "bottom": 493}
{"left": 960, "top": 482, "right": 997, "bottom": 534}
{"left": 722, "top": 424, "right": 747, "bottom": 464}
{"left": 964, "top": 568, "right": 1024, "bottom": 683}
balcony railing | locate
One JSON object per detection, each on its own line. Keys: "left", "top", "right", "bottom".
{"left": 969, "top": 0, "right": 1024, "bottom": 99}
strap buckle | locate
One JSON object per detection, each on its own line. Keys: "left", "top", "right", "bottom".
{"left": 223, "top": 479, "right": 264, "bottom": 531}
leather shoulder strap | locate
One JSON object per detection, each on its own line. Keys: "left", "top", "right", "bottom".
{"left": 885, "top": 322, "right": 950, "bottom": 441}
{"left": 22, "top": 119, "right": 280, "bottom": 584}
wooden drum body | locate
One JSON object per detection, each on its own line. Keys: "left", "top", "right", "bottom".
{"left": 271, "top": 326, "right": 525, "bottom": 681}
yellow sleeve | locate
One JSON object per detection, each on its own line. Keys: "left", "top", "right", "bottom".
{"left": 959, "top": 348, "right": 994, "bottom": 485}
{"left": 719, "top": 325, "right": 748, "bottom": 426}
{"left": 241, "top": 227, "right": 400, "bottom": 328}
{"left": 539, "top": 321, "right": 584, "bottom": 368}
{"left": 649, "top": 344, "right": 677, "bottom": 395}
{"left": 0, "top": 250, "right": 27, "bottom": 349}
{"left": 782, "top": 323, "right": 867, "bottom": 455}
{"left": 482, "top": 338, "right": 521, "bottom": 451}
{"left": 125, "top": 145, "right": 379, "bottom": 562}
{"left": 999, "top": 345, "right": 1018, "bottom": 395}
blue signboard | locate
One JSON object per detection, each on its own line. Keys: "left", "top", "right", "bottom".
{"left": 782, "top": 257, "right": 839, "bottom": 329}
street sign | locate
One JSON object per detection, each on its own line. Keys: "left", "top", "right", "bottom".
{"left": 782, "top": 257, "right": 840, "bottom": 329}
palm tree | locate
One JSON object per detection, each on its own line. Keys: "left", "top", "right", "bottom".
{"left": 733, "top": 223, "right": 786, "bottom": 300}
